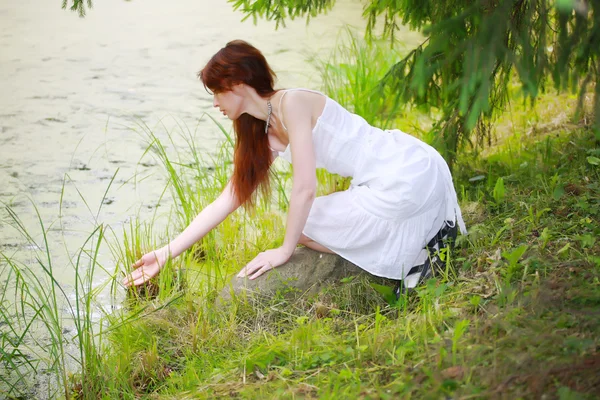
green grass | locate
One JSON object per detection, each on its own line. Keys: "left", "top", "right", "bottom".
{"left": 1, "top": 34, "right": 599, "bottom": 399}
{"left": 0, "top": 185, "right": 113, "bottom": 398}
{"left": 310, "top": 28, "right": 433, "bottom": 137}
{"left": 71, "top": 115, "right": 599, "bottom": 399}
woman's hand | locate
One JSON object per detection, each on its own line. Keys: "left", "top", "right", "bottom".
{"left": 237, "top": 247, "right": 293, "bottom": 280}
{"left": 122, "top": 247, "right": 169, "bottom": 287}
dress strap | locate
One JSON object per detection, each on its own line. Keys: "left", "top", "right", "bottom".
{"left": 278, "top": 88, "right": 325, "bottom": 132}
{"left": 278, "top": 90, "right": 290, "bottom": 132}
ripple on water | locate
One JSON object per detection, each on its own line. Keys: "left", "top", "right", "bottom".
{"left": 35, "top": 118, "right": 69, "bottom": 126}
{"left": 28, "top": 95, "right": 68, "bottom": 101}
{"left": 72, "top": 163, "right": 91, "bottom": 171}
{"left": 58, "top": 200, "right": 78, "bottom": 209}
{"left": 44, "top": 117, "right": 66, "bottom": 123}
{"left": 1, "top": 132, "right": 16, "bottom": 143}
{"left": 66, "top": 57, "right": 91, "bottom": 63}
{"left": 197, "top": 96, "right": 213, "bottom": 105}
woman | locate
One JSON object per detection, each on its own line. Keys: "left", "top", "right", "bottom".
{"left": 123, "top": 40, "right": 466, "bottom": 291}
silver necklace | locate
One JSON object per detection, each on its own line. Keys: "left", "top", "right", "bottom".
{"left": 265, "top": 100, "right": 272, "bottom": 134}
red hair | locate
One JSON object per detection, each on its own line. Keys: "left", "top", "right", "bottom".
{"left": 198, "top": 40, "right": 276, "bottom": 208}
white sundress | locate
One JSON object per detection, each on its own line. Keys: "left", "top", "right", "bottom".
{"left": 277, "top": 89, "right": 467, "bottom": 280}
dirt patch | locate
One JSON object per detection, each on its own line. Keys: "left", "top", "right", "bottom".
{"left": 491, "top": 352, "right": 600, "bottom": 398}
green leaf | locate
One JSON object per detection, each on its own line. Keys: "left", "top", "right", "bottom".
{"left": 557, "top": 242, "right": 570, "bottom": 254}
{"left": 502, "top": 245, "right": 528, "bottom": 267}
{"left": 577, "top": 234, "right": 596, "bottom": 248}
{"left": 555, "top": 0, "right": 575, "bottom": 12}
{"left": 370, "top": 283, "right": 397, "bottom": 305}
{"left": 557, "top": 385, "right": 586, "bottom": 400}
{"left": 586, "top": 156, "right": 600, "bottom": 166}
{"left": 553, "top": 184, "right": 565, "bottom": 200}
{"left": 469, "top": 295, "right": 482, "bottom": 308}
{"left": 493, "top": 177, "right": 505, "bottom": 203}
{"left": 441, "top": 379, "right": 459, "bottom": 391}
{"left": 587, "top": 255, "right": 600, "bottom": 267}
{"left": 338, "top": 369, "right": 353, "bottom": 380}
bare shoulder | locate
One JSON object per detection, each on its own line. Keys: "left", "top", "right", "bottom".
{"left": 279, "top": 89, "right": 326, "bottom": 129}
{"left": 280, "top": 89, "right": 326, "bottom": 108}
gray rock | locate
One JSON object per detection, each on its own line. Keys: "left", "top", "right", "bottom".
{"left": 218, "top": 247, "right": 383, "bottom": 302}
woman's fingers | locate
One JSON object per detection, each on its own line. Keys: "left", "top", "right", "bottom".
{"left": 248, "top": 266, "right": 265, "bottom": 280}
{"left": 123, "top": 264, "right": 158, "bottom": 287}
{"left": 122, "top": 269, "right": 140, "bottom": 286}
{"left": 124, "top": 259, "right": 147, "bottom": 284}
{"left": 238, "top": 249, "right": 286, "bottom": 279}
{"left": 237, "top": 253, "right": 264, "bottom": 277}
{"left": 129, "top": 271, "right": 152, "bottom": 287}
{"left": 238, "top": 262, "right": 262, "bottom": 278}
{"left": 125, "top": 269, "right": 153, "bottom": 287}
{"left": 248, "top": 262, "right": 273, "bottom": 280}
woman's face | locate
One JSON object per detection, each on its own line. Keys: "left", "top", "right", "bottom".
{"left": 212, "top": 86, "right": 244, "bottom": 120}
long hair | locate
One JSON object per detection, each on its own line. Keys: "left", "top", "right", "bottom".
{"left": 198, "top": 40, "right": 276, "bottom": 208}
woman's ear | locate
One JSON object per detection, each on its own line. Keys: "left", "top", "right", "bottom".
{"left": 231, "top": 83, "right": 247, "bottom": 95}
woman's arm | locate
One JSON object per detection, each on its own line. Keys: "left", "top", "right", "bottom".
{"left": 166, "top": 180, "right": 240, "bottom": 258}
{"left": 280, "top": 100, "right": 317, "bottom": 254}
{"left": 123, "top": 180, "right": 241, "bottom": 287}
{"left": 238, "top": 92, "right": 317, "bottom": 279}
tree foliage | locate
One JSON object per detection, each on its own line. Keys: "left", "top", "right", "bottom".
{"left": 62, "top": 0, "right": 92, "bottom": 17}
{"left": 229, "top": 0, "right": 336, "bottom": 27}
{"left": 229, "top": 0, "right": 600, "bottom": 162}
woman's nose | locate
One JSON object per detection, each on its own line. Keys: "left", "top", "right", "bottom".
{"left": 213, "top": 97, "right": 218, "bottom": 108}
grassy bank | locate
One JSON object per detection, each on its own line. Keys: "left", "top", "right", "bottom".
{"left": 75, "top": 120, "right": 599, "bottom": 399}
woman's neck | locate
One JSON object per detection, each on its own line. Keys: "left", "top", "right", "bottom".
{"left": 241, "top": 86, "right": 283, "bottom": 123}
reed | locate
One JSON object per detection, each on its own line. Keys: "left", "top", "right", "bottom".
{"left": 0, "top": 201, "right": 106, "bottom": 398}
